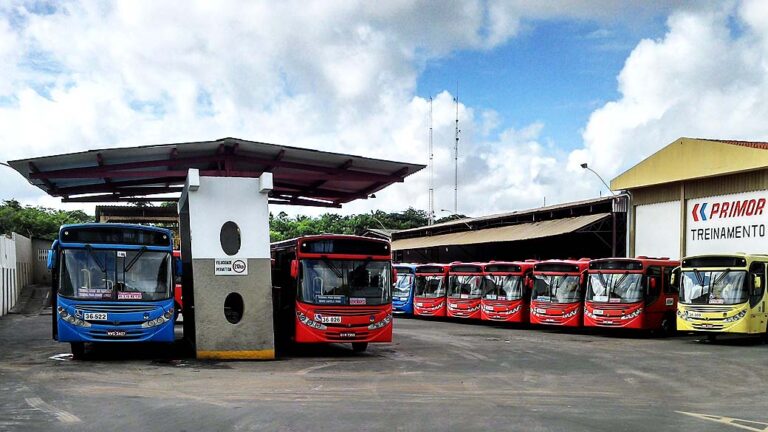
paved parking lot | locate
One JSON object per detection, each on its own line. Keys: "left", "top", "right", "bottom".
{"left": 1, "top": 312, "right": 767, "bottom": 432}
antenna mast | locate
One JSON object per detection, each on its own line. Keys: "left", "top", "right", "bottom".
{"left": 453, "top": 83, "right": 460, "bottom": 215}
{"left": 428, "top": 96, "right": 435, "bottom": 225}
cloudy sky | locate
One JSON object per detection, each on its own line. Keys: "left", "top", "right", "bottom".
{"left": 2, "top": 1, "right": 768, "bottom": 217}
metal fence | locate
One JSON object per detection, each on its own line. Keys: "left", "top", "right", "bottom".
{"left": 0, "top": 233, "right": 33, "bottom": 317}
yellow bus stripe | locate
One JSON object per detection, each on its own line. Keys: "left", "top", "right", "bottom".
{"left": 196, "top": 349, "right": 275, "bottom": 360}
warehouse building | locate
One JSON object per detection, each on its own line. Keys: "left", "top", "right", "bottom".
{"left": 391, "top": 195, "right": 627, "bottom": 263}
{"left": 611, "top": 137, "right": 768, "bottom": 260}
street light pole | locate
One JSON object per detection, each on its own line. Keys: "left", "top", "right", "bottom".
{"left": 581, "top": 162, "right": 618, "bottom": 257}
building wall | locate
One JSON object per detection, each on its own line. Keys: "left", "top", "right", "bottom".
{"left": 13, "top": 233, "right": 32, "bottom": 302}
{"left": 32, "top": 238, "right": 53, "bottom": 285}
{"left": 629, "top": 169, "right": 768, "bottom": 259}
{"left": 0, "top": 235, "right": 18, "bottom": 317}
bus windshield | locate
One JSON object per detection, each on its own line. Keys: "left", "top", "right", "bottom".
{"left": 59, "top": 249, "right": 172, "bottom": 301}
{"left": 448, "top": 275, "right": 483, "bottom": 299}
{"left": 532, "top": 275, "right": 581, "bottom": 303}
{"left": 414, "top": 275, "right": 445, "bottom": 298}
{"left": 299, "top": 259, "right": 391, "bottom": 306}
{"left": 482, "top": 275, "right": 522, "bottom": 300}
{"left": 586, "top": 273, "right": 644, "bottom": 303}
{"left": 680, "top": 270, "right": 748, "bottom": 305}
{"left": 393, "top": 273, "right": 414, "bottom": 297}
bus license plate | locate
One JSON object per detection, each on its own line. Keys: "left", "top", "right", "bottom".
{"left": 106, "top": 330, "right": 126, "bottom": 337}
{"left": 84, "top": 312, "right": 107, "bottom": 321}
{"left": 320, "top": 316, "right": 342, "bottom": 324}
{"left": 536, "top": 308, "right": 546, "bottom": 314}
{"left": 593, "top": 309, "right": 604, "bottom": 315}
{"left": 687, "top": 311, "right": 703, "bottom": 319}
{"left": 339, "top": 332, "right": 356, "bottom": 338}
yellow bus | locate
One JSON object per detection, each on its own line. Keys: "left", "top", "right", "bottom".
{"left": 676, "top": 254, "right": 768, "bottom": 341}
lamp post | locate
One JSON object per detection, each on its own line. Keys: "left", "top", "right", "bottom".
{"left": 581, "top": 162, "right": 618, "bottom": 256}
{"left": 580, "top": 163, "right": 615, "bottom": 196}
{"left": 439, "top": 209, "right": 472, "bottom": 230}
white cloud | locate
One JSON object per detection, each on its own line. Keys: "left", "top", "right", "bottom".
{"left": 571, "top": 1, "right": 768, "bottom": 185}
{"left": 3, "top": 0, "right": 768, "bottom": 224}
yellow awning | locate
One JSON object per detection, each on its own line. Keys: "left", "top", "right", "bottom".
{"left": 391, "top": 213, "right": 610, "bottom": 251}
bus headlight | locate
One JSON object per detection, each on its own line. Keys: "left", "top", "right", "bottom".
{"left": 621, "top": 308, "right": 643, "bottom": 320}
{"left": 368, "top": 314, "right": 392, "bottom": 330}
{"left": 141, "top": 310, "right": 173, "bottom": 328}
{"left": 723, "top": 310, "right": 747, "bottom": 323}
{"left": 58, "top": 307, "right": 91, "bottom": 327}
{"left": 297, "top": 312, "right": 327, "bottom": 330}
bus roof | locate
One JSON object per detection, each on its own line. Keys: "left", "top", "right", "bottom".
{"left": 57, "top": 223, "right": 173, "bottom": 248}
{"left": 271, "top": 234, "right": 389, "bottom": 250}
{"left": 447, "top": 262, "right": 484, "bottom": 273}
{"left": 415, "top": 263, "right": 449, "bottom": 273}
{"left": 589, "top": 257, "right": 679, "bottom": 270}
{"left": 533, "top": 259, "right": 589, "bottom": 273}
{"left": 681, "top": 253, "right": 768, "bottom": 268}
{"left": 482, "top": 261, "right": 534, "bottom": 273}
{"left": 394, "top": 263, "right": 417, "bottom": 272}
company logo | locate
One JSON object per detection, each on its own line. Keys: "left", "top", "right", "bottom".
{"left": 232, "top": 260, "right": 247, "bottom": 273}
{"left": 691, "top": 198, "right": 765, "bottom": 222}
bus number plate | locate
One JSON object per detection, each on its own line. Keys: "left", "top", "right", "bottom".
{"left": 106, "top": 330, "right": 126, "bottom": 337}
{"left": 536, "top": 308, "right": 546, "bottom": 314}
{"left": 339, "top": 332, "right": 356, "bottom": 338}
{"left": 84, "top": 312, "right": 107, "bottom": 321}
{"left": 687, "top": 311, "right": 703, "bottom": 319}
{"left": 593, "top": 309, "right": 604, "bottom": 315}
{"left": 320, "top": 316, "right": 342, "bottom": 324}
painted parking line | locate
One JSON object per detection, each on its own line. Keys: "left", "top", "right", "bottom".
{"left": 676, "top": 411, "right": 768, "bottom": 431}
{"left": 25, "top": 397, "right": 81, "bottom": 424}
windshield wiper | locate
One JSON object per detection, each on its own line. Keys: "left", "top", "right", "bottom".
{"left": 320, "top": 256, "right": 343, "bottom": 279}
{"left": 124, "top": 246, "right": 148, "bottom": 273}
{"left": 712, "top": 268, "right": 731, "bottom": 286}
{"left": 84, "top": 245, "right": 107, "bottom": 273}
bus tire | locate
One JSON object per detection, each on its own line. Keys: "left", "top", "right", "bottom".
{"left": 70, "top": 342, "right": 86, "bottom": 360}
{"left": 660, "top": 316, "right": 676, "bottom": 337}
{"left": 174, "top": 302, "right": 181, "bottom": 322}
{"left": 352, "top": 342, "right": 368, "bottom": 353}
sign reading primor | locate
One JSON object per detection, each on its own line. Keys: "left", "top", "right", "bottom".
{"left": 214, "top": 258, "right": 248, "bottom": 276}
{"left": 687, "top": 190, "right": 768, "bottom": 256}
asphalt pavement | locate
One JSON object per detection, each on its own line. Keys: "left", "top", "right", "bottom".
{"left": 1, "top": 311, "right": 767, "bottom": 432}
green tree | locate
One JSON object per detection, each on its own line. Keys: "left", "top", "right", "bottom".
{"left": 0, "top": 200, "right": 92, "bottom": 239}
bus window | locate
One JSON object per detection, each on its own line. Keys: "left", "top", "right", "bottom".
{"left": 749, "top": 262, "right": 765, "bottom": 308}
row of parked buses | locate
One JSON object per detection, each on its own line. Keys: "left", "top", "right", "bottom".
{"left": 394, "top": 258, "right": 680, "bottom": 333}
{"left": 46, "top": 223, "right": 768, "bottom": 359}
{"left": 395, "top": 254, "right": 768, "bottom": 340}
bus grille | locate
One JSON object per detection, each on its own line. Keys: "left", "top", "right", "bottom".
{"left": 75, "top": 304, "right": 157, "bottom": 313}
{"left": 313, "top": 308, "right": 383, "bottom": 316}
{"left": 685, "top": 306, "right": 733, "bottom": 313}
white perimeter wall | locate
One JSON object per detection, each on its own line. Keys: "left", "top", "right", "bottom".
{"left": 0, "top": 233, "right": 33, "bottom": 317}
{"left": 635, "top": 201, "right": 681, "bottom": 260}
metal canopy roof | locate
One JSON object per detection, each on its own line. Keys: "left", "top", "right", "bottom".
{"left": 391, "top": 213, "right": 610, "bottom": 251}
{"left": 7, "top": 137, "right": 425, "bottom": 207}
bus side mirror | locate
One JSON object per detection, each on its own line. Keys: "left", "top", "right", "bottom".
{"left": 47, "top": 249, "right": 55, "bottom": 270}
{"left": 754, "top": 275, "right": 762, "bottom": 291}
{"left": 669, "top": 273, "right": 676, "bottom": 286}
{"left": 290, "top": 260, "right": 299, "bottom": 279}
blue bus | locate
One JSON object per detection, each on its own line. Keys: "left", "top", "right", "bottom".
{"left": 48, "top": 223, "right": 176, "bottom": 359}
{"left": 393, "top": 264, "right": 417, "bottom": 315}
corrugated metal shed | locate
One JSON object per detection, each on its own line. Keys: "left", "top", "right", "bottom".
{"left": 7, "top": 137, "right": 424, "bottom": 207}
{"left": 392, "top": 213, "right": 610, "bottom": 251}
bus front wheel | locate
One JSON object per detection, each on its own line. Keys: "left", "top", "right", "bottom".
{"left": 352, "top": 342, "right": 368, "bottom": 353}
{"left": 70, "top": 342, "right": 86, "bottom": 360}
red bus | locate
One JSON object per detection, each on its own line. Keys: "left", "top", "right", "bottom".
{"left": 584, "top": 257, "right": 680, "bottom": 333}
{"left": 480, "top": 261, "right": 535, "bottom": 323}
{"left": 446, "top": 263, "right": 484, "bottom": 319}
{"left": 412, "top": 264, "right": 449, "bottom": 317}
{"left": 271, "top": 235, "right": 393, "bottom": 352}
{"left": 172, "top": 250, "right": 183, "bottom": 321}
{"left": 530, "top": 259, "right": 590, "bottom": 327}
